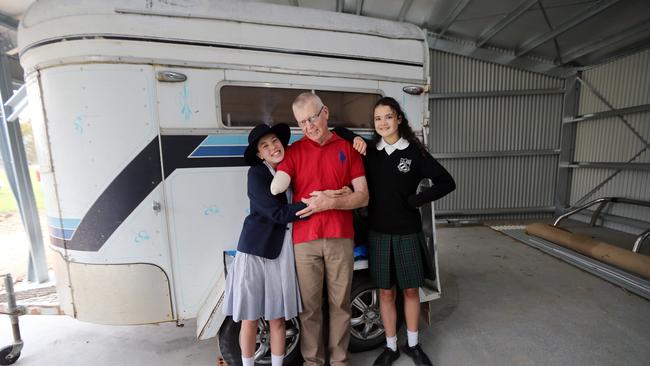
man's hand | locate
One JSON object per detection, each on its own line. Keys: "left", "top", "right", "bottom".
{"left": 323, "top": 186, "right": 353, "bottom": 198}
{"left": 353, "top": 137, "right": 367, "bottom": 156}
{"left": 296, "top": 191, "right": 334, "bottom": 218}
{"left": 296, "top": 186, "right": 353, "bottom": 217}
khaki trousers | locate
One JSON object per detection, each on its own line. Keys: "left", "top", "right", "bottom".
{"left": 294, "top": 238, "right": 354, "bottom": 366}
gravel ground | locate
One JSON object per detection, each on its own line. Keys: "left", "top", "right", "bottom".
{"left": 0, "top": 210, "right": 55, "bottom": 291}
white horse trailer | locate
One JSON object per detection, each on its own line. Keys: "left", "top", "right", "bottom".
{"left": 18, "top": 0, "right": 439, "bottom": 363}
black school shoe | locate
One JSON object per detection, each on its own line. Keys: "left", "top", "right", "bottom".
{"left": 373, "top": 347, "right": 400, "bottom": 366}
{"left": 403, "top": 344, "right": 433, "bottom": 366}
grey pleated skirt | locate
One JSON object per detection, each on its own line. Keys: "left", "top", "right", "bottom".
{"left": 222, "top": 222, "right": 302, "bottom": 322}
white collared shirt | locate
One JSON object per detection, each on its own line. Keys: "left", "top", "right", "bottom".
{"left": 376, "top": 137, "right": 410, "bottom": 156}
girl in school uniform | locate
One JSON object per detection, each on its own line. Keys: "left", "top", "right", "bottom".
{"left": 223, "top": 123, "right": 350, "bottom": 366}
{"left": 335, "top": 97, "right": 456, "bottom": 366}
{"left": 222, "top": 123, "right": 304, "bottom": 366}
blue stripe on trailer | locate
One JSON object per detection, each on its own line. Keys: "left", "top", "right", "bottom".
{"left": 201, "top": 132, "right": 307, "bottom": 147}
{"left": 202, "top": 135, "right": 249, "bottom": 146}
{"left": 191, "top": 145, "right": 246, "bottom": 157}
{"left": 47, "top": 216, "right": 81, "bottom": 230}
{"left": 48, "top": 227, "right": 75, "bottom": 240}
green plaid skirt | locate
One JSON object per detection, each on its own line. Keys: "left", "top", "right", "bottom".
{"left": 368, "top": 230, "right": 425, "bottom": 290}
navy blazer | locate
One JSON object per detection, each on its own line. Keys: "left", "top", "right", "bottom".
{"left": 237, "top": 163, "right": 307, "bottom": 259}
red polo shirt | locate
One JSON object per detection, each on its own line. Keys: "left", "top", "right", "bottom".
{"left": 278, "top": 132, "right": 365, "bottom": 244}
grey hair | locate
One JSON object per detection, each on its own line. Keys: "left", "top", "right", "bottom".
{"left": 292, "top": 92, "right": 324, "bottom": 111}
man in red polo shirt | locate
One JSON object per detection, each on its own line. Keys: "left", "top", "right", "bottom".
{"left": 271, "top": 92, "right": 368, "bottom": 366}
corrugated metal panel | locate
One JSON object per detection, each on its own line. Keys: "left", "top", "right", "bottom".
{"left": 571, "top": 211, "right": 648, "bottom": 235}
{"left": 579, "top": 48, "right": 650, "bottom": 114}
{"left": 435, "top": 155, "right": 557, "bottom": 211}
{"left": 569, "top": 168, "right": 617, "bottom": 204}
{"left": 569, "top": 48, "right": 650, "bottom": 227}
{"left": 573, "top": 111, "right": 650, "bottom": 163}
{"left": 427, "top": 50, "right": 563, "bottom": 220}
{"left": 429, "top": 50, "right": 564, "bottom": 93}
{"left": 596, "top": 220, "right": 648, "bottom": 236}
{"left": 569, "top": 169, "right": 650, "bottom": 223}
{"left": 437, "top": 213, "right": 553, "bottom": 222}
{"left": 429, "top": 94, "right": 562, "bottom": 153}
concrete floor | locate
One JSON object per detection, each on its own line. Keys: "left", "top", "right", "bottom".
{"left": 2, "top": 226, "right": 649, "bottom": 365}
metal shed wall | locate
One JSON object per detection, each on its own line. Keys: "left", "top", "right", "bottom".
{"left": 569, "top": 49, "right": 650, "bottom": 228}
{"left": 428, "top": 50, "right": 563, "bottom": 220}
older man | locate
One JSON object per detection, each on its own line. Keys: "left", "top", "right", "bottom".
{"left": 271, "top": 92, "right": 368, "bottom": 366}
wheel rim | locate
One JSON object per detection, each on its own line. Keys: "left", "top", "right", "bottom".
{"left": 350, "top": 288, "right": 384, "bottom": 342}
{"left": 254, "top": 318, "right": 300, "bottom": 364}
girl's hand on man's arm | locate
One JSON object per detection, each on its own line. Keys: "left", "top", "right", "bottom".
{"left": 353, "top": 137, "right": 367, "bottom": 156}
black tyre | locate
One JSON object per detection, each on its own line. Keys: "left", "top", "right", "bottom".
{"left": 0, "top": 345, "right": 20, "bottom": 366}
{"left": 348, "top": 272, "right": 404, "bottom": 352}
{"left": 218, "top": 316, "right": 301, "bottom": 366}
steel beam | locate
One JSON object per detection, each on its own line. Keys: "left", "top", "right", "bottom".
{"left": 577, "top": 76, "right": 650, "bottom": 147}
{"left": 0, "top": 54, "right": 49, "bottom": 283}
{"left": 437, "top": 207, "right": 555, "bottom": 216}
{"left": 569, "top": 210, "right": 650, "bottom": 232}
{"left": 560, "top": 19, "right": 650, "bottom": 65}
{"left": 434, "top": 149, "right": 559, "bottom": 159}
{"left": 427, "top": 34, "right": 576, "bottom": 78}
{"left": 537, "top": 0, "right": 564, "bottom": 64}
{"left": 476, "top": 0, "right": 538, "bottom": 47}
{"left": 563, "top": 103, "right": 650, "bottom": 124}
{"left": 434, "top": 0, "right": 473, "bottom": 38}
{"left": 397, "top": 0, "right": 413, "bottom": 22}
{"left": 356, "top": 0, "right": 364, "bottom": 15}
{"left": 0, "top": 11, "right": 18, "bottom": 30}
{"left": 516, "top": 0, "right": 620, "bottom": 57}
{"left": 429, "top": 88, "right": 564, "bottom": 99}
{"left": 336, "top": 0, "right": 343, "bottom": 13}
{"left": 4, "top": 85, "right": 26, "bottom": 122}
{"left": 555, "top": 75, "right": 578, "bottom": 214}
{"left": 560, "top": 162, "right": 650, "bottom": 171}
{"left": 571, "top": 76, "right": 649, "bottom": 207}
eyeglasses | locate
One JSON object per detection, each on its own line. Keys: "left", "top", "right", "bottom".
{"left": 297, "top": 106, "right": 324, "bottom": 128}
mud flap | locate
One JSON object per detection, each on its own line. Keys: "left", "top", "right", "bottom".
{"left": 418, "top": 181, "right": 441, "bottom": 303}
{"left": 420, "top": 300, "right": 432, "bottom": 326}
{"left": 196, "top": 270, "right": 227, "bottom": 340}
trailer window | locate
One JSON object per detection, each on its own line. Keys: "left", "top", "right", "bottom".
{"left": 220, "top": 86, "right": 380, "bottom": 129}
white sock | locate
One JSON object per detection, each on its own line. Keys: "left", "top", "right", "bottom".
{"left": 407, "top": 329, "right": 419, "bottom": 347}
{"left": 241, "top": 356, "right": 254, "bottom": 366}
{"left": 271, "top": 353, "right": 284, "bottom": 366}
{"left": 386, "top": 335, "right": 397, "bottom": 351}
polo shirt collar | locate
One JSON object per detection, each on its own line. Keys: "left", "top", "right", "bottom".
{"left": 377, "top": 137, "right": 409, "bottom": 156}
{"left": 303, "top": 131, "right": 341, "bottom": 147}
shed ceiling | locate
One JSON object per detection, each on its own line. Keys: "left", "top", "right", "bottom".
{"left": 1, "top": 0, "right": 649, "bottom": 76}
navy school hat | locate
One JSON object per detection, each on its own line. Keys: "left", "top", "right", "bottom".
{"left": 243, "top": 123, "right": 291, "bottom": 166}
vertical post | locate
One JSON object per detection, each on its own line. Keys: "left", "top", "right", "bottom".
{"left": 4, "top": 274, "right": 23, "bottom": 346}
{"left": 554, "top": 73, "right": 579, "bottom": 215}
{"left": 0, "top": 54, "right": 49, "bottom": 283}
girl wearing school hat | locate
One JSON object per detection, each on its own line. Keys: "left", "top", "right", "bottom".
{"left": 222, "top": 123, "right": 304, "bottom": 366}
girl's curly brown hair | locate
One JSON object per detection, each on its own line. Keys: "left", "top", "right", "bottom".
{"left": 372, "top": 96, "right": 427, "bottom": 156}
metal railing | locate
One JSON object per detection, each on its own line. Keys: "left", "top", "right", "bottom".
{"left": 554, "top": 197, "right": 650, "bottom": 253}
